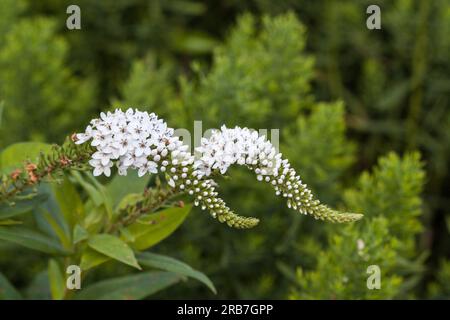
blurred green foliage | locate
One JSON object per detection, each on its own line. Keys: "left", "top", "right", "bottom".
{"left": 428, "top": 259, "right": 450, "bottom": 299}
{"left": 0, "top": 0, "right": 448, "bottom": 299}
{"left": 291, "top": 153, "right": 426, "bottom": 299}
{"left": 0, "top": 12, "right": 95, "bottom": 145}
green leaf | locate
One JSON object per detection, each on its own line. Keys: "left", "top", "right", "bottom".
{"left": 0, "top": 194, "right": 48, "bottom": 220}
{"left": 48, "top": 259, "right": 65, "bottom": 300}
{"left": 0, "top": 226, "right": 69, "bottom": 255}
{"left": 80, "top": 247, "right": 110, "bottom": 271}
{"left": 88, "top": 234, "right": 141, "bottom": 270}
{"left": 32, "top": 183, "right": 71, "bottom": 245}
{"left": 52, "top": 177, "right": 84, "bottom": 230}
{"left": 71, "top": 172, "right": 104, "bottom": 207}
{"left": 137, "top": 252, "right": 216, "bottom": 294}
{"left": 73, "top": 224, "right": 89, "bottom": 244}
{"left": 82, "top": 207, "right": 107, "bottom": 234}
{"left": 126, "top": 205, "right": 192, "bottom": 250}
{"left": 106, "top": 171, "right": 149, "bottom": 209}
{"left": 116, "top": 193, "right": 145, "bottom": 212}
{"left": 119, "top": 227, "right": 135, "bottom": 243}
{"left": 0, "top": 272, "right": 22, "bottom": 299}
{"left": 25, "top": 271, "right": 51, "bottom": 300}
{"left": 30, "top": 178, "right": 85, "bottom": 249}
{"left": 40, "top": 208, "right": 72, "bottom": 250}
{"left": 0, "top": 142, "right": 51, "bottom": 173}
{"left": 0, "top": 219, "right": 22, "bottom": 226}
{"left": 76, "top": 271, "right": 180, "bottom": 300}
{"left": 84, "top": 173, "right": 114, "bottom": 218}
{"left": 71, "top": 172, "right": 113, "bottom": 219}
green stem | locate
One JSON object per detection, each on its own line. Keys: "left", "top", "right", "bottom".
{"left": 106, "top": 187, "right": 183, "bottom": 233}
{"left": 0, "top": 137, "right": 93, "bottom": 203}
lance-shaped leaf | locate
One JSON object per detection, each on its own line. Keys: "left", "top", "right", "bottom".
{"left": 76, "top": 271, "right": 180, "bottom": 300}
{"left": 0, "top": 226, "right": 69, "bottom": 255}
{"left": 88, "top": 234, "right": 141, "bottom": 270}
{"left": 0, "top": 194, "right": 47, "bottom": 220}
{"left": 106, "top": 171, "right": 149, "bottom": 209}
{"left": 73, "top": 224, "right": 89, "bottom": 244}
{"left": 25, "top": 271, "right": 51, "bottom": 300}
{"left": 138, "top": 252, "right": 216, "bottom": 294}
{"left": 0, "top": 272, "right": 22, "bottom": 300}
{"left": 125, "top": 205, "right": 192, "bottom": 250}
{"left": 48, "top": 259, "right": 65, "bottom": 300}
{"left": 80, "top": 248, "right": 110, "bottom": 271}
{"left": 0, "top": 219, "right": 22, "bottom": 226}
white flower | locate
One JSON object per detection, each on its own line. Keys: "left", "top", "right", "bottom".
{"left": 75, "top": 125, "right": 93, "bottom": 144}
{"left": 89, "top": 159, "right": 113, "bottom": 177}
{"left": 91, "top": 131, "right": 111, "bottom": 147}
{"left": 91, "top": 151, "right": 112, "bottom": 166}
{"left": 119, "top": 154, "right": 131, "bottom": 167}
{"left": 138, "top": 160, "right": 158, "bottom": 177}
{"left": 117, "top": 164, "right": 128, "bottom": 176}
{"left": 129, "top": 121, "right": 146, "bottom": 140}
{"left": 113, "top": 121, "right": 129, "bottom": 136}
{"left": 113, "top": 136, "right": 133, "bottom": 156}
{"left": 135, "top": 138, "right": 152, "bottom": 157}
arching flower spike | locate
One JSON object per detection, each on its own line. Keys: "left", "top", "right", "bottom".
{"left": 75, "top": 109, "right": 362, "bottom": 228}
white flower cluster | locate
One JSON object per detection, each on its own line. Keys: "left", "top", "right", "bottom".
{"left": 75, "top": 108, "right": 192, "bottom": 177}
{"left": 75, "top": 109, "right": 361, "bottom": 227}
{"left": 194, "top": 126, "right": 362, "bottom": 223}
{"left": 194, "top": 126, "right": 282, "bottom": 179}
{"left": 193, "top": 126, "right": 312, "bottom": 212}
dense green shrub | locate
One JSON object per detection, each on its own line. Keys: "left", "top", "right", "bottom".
{"left": 0, "top": 12, "right": 95, "bottom": 145}
{"left": 291, "top": 153, "right": 425, "bottom": 299}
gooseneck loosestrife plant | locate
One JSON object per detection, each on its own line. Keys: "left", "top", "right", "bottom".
{"left": 1, "top": 108, "right": 362, "bottom": 229}
{"left": 78, "top": 108, "right": 362, "bottom": 227}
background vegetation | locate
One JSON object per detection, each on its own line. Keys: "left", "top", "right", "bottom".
{"left": 0, "top": 0, "right": 448, "bottom": 299}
